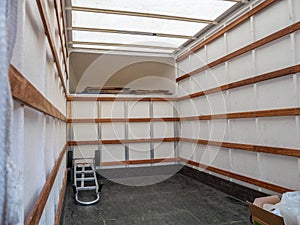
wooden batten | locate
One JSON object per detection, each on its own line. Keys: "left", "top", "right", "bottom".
{"left": 25, "top": 144, "right": 68, "bottom": 225}
{"left": 101, "top": 158, "right": 179, "bottom": 166}
{"left": 36, "top": 0, "right": 67, "bottom": 95}
{"left": 67, "top": 96, "right": 176, "bottom": 102}
{"left": 67, "top": 117, "right": 179, "bottom": 123}
{"left": 54, "top": 0, "right": 68, "bottom": 79}
{"left": 59, "top": 0, "right": 68, "bottom": 57}
{"left": 9, "top": 65, "right": 66, "bottom": 122}
{"left": 180, "top": 107, "right": 300, "bottom": 121}
{"left": 179, "top": 158, "right": 293, "bottom": 194}
{"left": 176, "top": 21, "right": 300, "bottom": 82}
{"left": 68, "top": 137, "right": 179, "bottom": 146}
{"left": 54, "top": 169, "right": 68, "bottom": 225}
{"left": 178, "top": 64, "right": 300, "bottom": 101}
{"left": 179, "top": 138, "right": 300, "bottom": 158}
{"left": 176, "top": 0, "right": 278, "bottom": 62}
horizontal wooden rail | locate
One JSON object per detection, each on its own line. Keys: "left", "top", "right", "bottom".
{"left": 36, "top": 0, "right": 67, "bottom": 95}
{"left": 176, "top": 0, "right": 277, "bottom": 62}
{"left": 54, "top": 169, "right": 68, "bottom": 225}
{"left": 54, "top": 0, "right": 68, "bottom": 79}
{"left": 25, "top": 144, "right": 68, "bottom": 225}
{"left": 179, "top": 158, "right": 293, "bottom": 194}
{"left": 180, "top": 107, "right": 300, "bottom": 121}
{"left": 67, "top": 96, "right": 176, "bottom": 102}
{"left": 67, "top": 107, "right": 300, "bottom": 124}
{"left": 176, "top": 21, "right": 300, "bottom": 82}
{"left": 60, "top": 0, "right": 68, "bottom": 57}
{"left": 67, "top": 118, "right": 179, "bottom": 123}
{"left": 178, "top": 64, "right": 300, "bottom": 101}
{"left": 68, "top": 137, "right": 179, "bottom": 146}
{"left": 180, "top": 138, "right": 300, "bottom": 158}
{"left": 9, "top": 65, "right": 66, "bottom": 121}
{"left": 101, "top": 158, "right": 179, "bottom": 166}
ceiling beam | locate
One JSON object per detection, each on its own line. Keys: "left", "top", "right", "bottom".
{"left": 70, "top": 26, "right": 192, "bottom": 39}
{"left": 223, "top": 0, "right": 249, "bottom": 2}
{"left": 70, "top": 41, "right": 179, "bottom": 50}
{"left": 70, "top": 6, "right": 217, "bottom": 24}
{"left": 71, "top": 47, "right": 173, "bottom": 56}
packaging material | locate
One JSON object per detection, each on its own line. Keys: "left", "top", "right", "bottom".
{"left": 248, "top": 195, "right": 284, "bottom": 225}
{"left": 248, "top": 192, "right": 300, "bottom": 225}
{"left": 275, "top": 191, "right": 300, "bottom": 225}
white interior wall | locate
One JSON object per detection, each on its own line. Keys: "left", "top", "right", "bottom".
{"left": 177, "top": 0, "right": 300, "bottom": 192}
{"left": 10, "top": 0, "right": 67, "bottom": 223}
{"left": 69, "top": 100, "right": 177, "bottom": 166}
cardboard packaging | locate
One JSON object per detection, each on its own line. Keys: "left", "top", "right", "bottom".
{"left": 248, "top": 195, "right": 284, "bottom": 225}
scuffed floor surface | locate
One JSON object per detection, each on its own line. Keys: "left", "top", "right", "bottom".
{"left": 60, "top": 174, "right": 250, "bottom": 225}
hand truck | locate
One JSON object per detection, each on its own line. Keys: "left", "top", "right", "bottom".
{"left": 72, "top": 158, "right": 101, "bottom": 205}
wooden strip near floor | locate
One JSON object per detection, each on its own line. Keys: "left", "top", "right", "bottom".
{"left": 68, "top": 137, "right": 179, "bottom": 146}
{"left": 67, "top": 117, "right": 179, "bottom": 123}
{"left": 9, "top": 65, "right": 66, "bottom": 122}
{"left": 25, "top": 144, "right": 68, "bottom": 225}
{"left": 67, "top": 96, "right": 176, "bottom": 102}
{"left": 36, "top": 0, "right": 67, "bottom": 95}
{"left": 100, "top": 158, "right": 179, "bottom": 166}
{"left": 54, "top": 169, "right": 68, "bottom": 225}
{"left": 179, "top": 138, "right": 300, "bottom": 158}
{"left": 176, "top": 21, "right": 300, "bottom": 82}
{"left": 176, "top": 0, "right": 277, "bottom": 62}
{"left": 180, "top": 107, "right": 300, "bottom": 121}
{"left": 178, "top": 64, "right": 300, "bottom": 101}
{"left": 53, "top": 0, "right": 68, "bottom": 79}
{"left": 179, "top": 158, "right": 293, "bottom": 194}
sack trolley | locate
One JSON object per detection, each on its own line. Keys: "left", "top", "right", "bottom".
{"left": 72, "top": 157, "right": 101, "bottom": 205}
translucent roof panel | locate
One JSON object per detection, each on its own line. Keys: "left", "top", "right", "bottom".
{"left": 72, "top": 0, "right": 235, "bottom": 21}
{"left": 69, "top": 0, "right": 239, "bottom": 54}
{"left": 72, "top": 11, "right": 207, "bottom": 37}
{"left": 72, "top": 31, "right": 187, "bottom": 48}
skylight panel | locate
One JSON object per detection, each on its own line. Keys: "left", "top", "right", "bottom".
{"left": 72, "top": 0, "right": 235, "bottom": 21}
{"left": 72, "top": 11, "right": 207, "bottom": 37}
{"left": 72, "top": 31, "right": 187, "bottom": 48}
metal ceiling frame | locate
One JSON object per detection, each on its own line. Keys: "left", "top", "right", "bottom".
{"left": 70, "top": 26, "right": 193, "bottom": 40}
{"left": 69, "top": 6, "right": 218, "bottom": 24}
{"left": 70, "top": 47, "right": 174, "bottom": 57}
{"left": 66, "top": 0, "right": 249, "bottom": 54}
{"left": 70, "top": 41, "right": 179, "bottom": 50}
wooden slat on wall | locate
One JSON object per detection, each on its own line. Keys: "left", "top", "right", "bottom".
{"left": 54, "top": 169, "right": 68, "bottom": 225}
{"left": 179, "top": 158, "right": 293, "bottom": 194}
{"left": 36, "top": 0, "right": 67, "bottom": 95}
{"left": 101, "top": 158, "right": 179, "bottom": 166}
{"left": 68, "top": 107, "right": 300, "bottom": 124}
{"left": 53, "top": 0, "right": 68, "bottom": 79}
{"left": 9, "top": 65, "right": 66, "bottom": 121}
{"left": 179, "top": 138, "right": 300, "bottom": 158}
{"left": 176, "top": 21, "right": 300, "bottom": 82}
{"left": 68, "top": 137, "right": 179, "bottom": 146}
{"left": 180, "top": 107, "right": 300, "bottom": 121}
{"left": 178, "top": 64, "right": 300, "bottom": 101}
{"left": 176, "top": 0, "right": 278, "bottom": 62}
{"left": 67, "top": 117, "right": 179, "bottom": 123}
{"left": 25, "top": 144, "right": 68, "bottom": 225}
{"left": 67, "top": 96, "right": 176, "bottom": 102}
{"left": 59, "top": 0, "right": 68, "bottom": 57}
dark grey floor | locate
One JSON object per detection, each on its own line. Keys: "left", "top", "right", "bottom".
{"left": 60, "top": 174, "right": 250, "bottom": 225}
